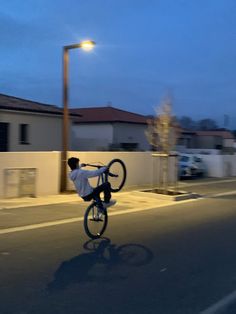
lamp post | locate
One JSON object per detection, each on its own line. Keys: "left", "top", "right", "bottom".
{"left": 61, "top": 40, "right": 96, "bottom": 192}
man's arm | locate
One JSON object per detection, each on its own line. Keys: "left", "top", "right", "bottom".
{"left": 81, "top": 167, "right": 107, "bottom": 178}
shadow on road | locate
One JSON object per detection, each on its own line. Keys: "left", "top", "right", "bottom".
{"left": 47, "top": 238, "right": 154, "bottom": 292}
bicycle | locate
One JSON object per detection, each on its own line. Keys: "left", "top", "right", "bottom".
{"left": 83, "top": 158, "right": 126, "bottom": 239}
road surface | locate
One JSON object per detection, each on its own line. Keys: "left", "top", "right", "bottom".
{"left": 1, "top": 179, "right": 236, "bottom": 314}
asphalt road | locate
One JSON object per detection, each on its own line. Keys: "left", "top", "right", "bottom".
{"left": 1, "top": 180, "right": 236, "bottom": 314}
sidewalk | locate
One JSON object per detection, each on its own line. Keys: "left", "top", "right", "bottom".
{"left": 0, "top": 189, "right": 175, "bottom": 231}
{"left": 1, "top": 177, "right": 235, "bottom": 232}
{"left": 0, "top": 177, "right": 235, "bottom": 210}
{"left": 0, "top": 193, "right": 81, "bottom": 210}
{"left": 0, "top": 189, "right": 170, "bottom": 210}
{"left": 0, "top": 185, "right": 172, "bottom": 210}
{"left": 0, "top": 182, "right": 154, "bottom": 210}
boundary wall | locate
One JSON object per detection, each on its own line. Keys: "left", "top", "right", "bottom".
{"left": 67, "top": 151, "right": 176, "bottom": 191}
{"left": 0, "top": 152, "right": 61, "bottom": 198}
{"left": 190, "top": 154, "right": 236, "bottom": 177}
{"left": 0, "top": 151, "right": 235, "bottom": 198}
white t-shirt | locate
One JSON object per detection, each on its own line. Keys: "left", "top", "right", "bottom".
{"left": 69, "top": 166, "right": 107, "bottom": 197}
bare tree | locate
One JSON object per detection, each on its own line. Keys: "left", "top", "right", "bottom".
{"left": 145, "top": 98, "right": 180, "bottom": 153}
{"left": 145, "top": 98, "right": 180, "bottom": 193}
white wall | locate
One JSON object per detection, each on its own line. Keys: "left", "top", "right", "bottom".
{"left": 223, "top": 155, "right": 236, "bottom": 176}
{"left": 0, "top": 151, "right": 236, "bottom": 199}
{"left": 190, "top": 154, "right": 236, "bottom": 177}
{"left": 224, "top": 138, "right": 235, "bottom": 148}
{"left": 198, "top": 154, "right": 224, "bottom": 177}
{"left": 0, "top": 152, "right": 60, "bottom": 198}
{"left": 67, "top": 151, "right": 176, "bottom": 191}
{"left": 0, "top": 151, "right": 176, "bottom": 198}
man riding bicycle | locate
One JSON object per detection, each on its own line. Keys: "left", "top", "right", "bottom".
{"left": 67, "top": 157, "right": 116, "bottom": 213}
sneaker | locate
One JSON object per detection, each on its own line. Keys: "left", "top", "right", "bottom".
{"left": 102, "top": 199, "right": 117, "bottom": 208}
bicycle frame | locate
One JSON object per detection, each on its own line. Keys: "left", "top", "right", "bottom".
{"left": 83, "top": 163, "right": 106, "bottom": 188}
{"left": 96, "top": 172, "right": 106, "bottom": 187}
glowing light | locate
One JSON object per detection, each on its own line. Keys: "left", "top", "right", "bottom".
{"left": 80, "top": 40, "right": 96, "bottom": 51}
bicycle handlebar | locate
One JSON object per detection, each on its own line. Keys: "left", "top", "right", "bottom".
{"left": 82, "top": 163, "right": 118, "bottom": 177}
{"left": 82, "top": 163, "right": 103, "bottom": 168}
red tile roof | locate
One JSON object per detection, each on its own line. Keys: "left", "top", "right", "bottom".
{"left": 196, "top": 130, "right": 234, "bottom": 139}
{"left": 71, "top": 106, "right": 148, "bottom": 124}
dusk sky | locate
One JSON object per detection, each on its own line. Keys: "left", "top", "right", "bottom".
{"left": 1, "top": 0, "right": 236, "bottom": 128}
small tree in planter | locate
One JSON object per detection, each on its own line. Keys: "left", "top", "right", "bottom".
{"left": 145, "top": 98, "right": 180, "bottom": 194}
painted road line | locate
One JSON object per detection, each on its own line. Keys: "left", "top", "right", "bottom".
{"left": 1, "top": 189, "right": 234, "bottom": 235}
{"left": 180, "top": 178, "right": 236, "bottom": 188}
{"left": 210, "top": 190, "right": 236, "bottom": 197}
{"left": 200, "top": 289, "right": 236, "bottom": 314}
{"left": 200, "top": 190, "right": 236, "bottom": 199}
{"left": 0, "top": 218, "right": 82, "bottom": 235}
{"left": 0, "top": 198, "right": 199, "bottom": 235}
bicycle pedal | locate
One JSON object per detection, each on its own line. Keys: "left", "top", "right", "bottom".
{"left": 89, "top": 218, "right": 103, "bottom": 222}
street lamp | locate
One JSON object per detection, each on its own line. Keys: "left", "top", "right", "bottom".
{"left": 61, "top": 40, "right": 96, "bottom": 192}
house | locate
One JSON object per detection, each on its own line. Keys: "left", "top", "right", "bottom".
{"left": 177, "top": 129, "right": 197, "bottom": 150}
{"left": 70, "top": 106, "right": 150, "bottom": 151}
{"left": 177, "top": 128, "right": 235, "bottom": 154}
{"left": 0, "top": 93, "right": 79, "bottom": 152}
{"left": 195, "top": 130, "right": 235, "bottom": 152}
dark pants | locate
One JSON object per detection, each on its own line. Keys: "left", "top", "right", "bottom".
{"left": 82, "top": 182, "right": 111, "bottom": 208}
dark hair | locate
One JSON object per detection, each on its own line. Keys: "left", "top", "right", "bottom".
{"left": 67, "top": 157, "right": 79, "bottom": 170}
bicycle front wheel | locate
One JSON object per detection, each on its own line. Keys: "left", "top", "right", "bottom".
{"left": 106, "top": 159, "right": 127, "bottom": 192}
{"left": 84, "top": 203, "right": 108, "bottom": 239}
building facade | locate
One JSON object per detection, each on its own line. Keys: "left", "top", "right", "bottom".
{"left": 177, "top": 128, "right": 235, "bottom": 154}
{"left": 70, "top": 106, "right": 150, "bottom": 151}
{"left": 0, "top": 93, "right": 78, "bottom": 152}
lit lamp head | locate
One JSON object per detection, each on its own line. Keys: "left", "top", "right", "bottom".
{"left": 80, "top": 40, "right": 96, "bottom": 51}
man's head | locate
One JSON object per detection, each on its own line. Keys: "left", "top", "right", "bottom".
{"left": 67, "top": 157, "right": 79, "bottom": 170}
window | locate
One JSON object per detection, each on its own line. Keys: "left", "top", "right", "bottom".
{"left": 19, "top": 124, "right": 29, "bottom": 144}
{"left": 0, "top": 122, "right": 9, "bottom": 151}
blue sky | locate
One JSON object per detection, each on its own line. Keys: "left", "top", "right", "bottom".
{"left": 0, "top": 0, "right": 236, "bottom": 128}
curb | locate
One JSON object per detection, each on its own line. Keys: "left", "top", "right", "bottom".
{"left": 131, "top": 190, "right": 201, "bottom": 201}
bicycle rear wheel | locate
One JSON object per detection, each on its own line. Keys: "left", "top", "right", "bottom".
{"left": 84, "top": 203, "right": 108, "bottom": 239}
{"left": 106, "top": 159, "right": 126, "bottom": 192}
